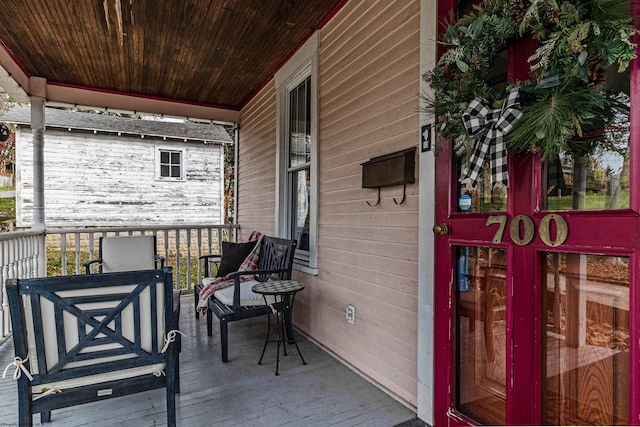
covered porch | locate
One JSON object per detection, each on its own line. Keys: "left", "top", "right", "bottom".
{"left": 0, "top": 0, "right": 432, "bottom": 424}
{"left": 0, "top": 295, "right": 417, "bottom": 426}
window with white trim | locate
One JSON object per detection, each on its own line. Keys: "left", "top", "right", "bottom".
{"left": 276, "top": 32, "right": 318, "bottom": 273}
{"left": 157, "top": 148, "right": 184, "bottom": 180}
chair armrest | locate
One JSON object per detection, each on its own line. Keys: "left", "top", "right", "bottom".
{"left": 199, "top": 254, "right": 222, "bottom": 261}
{"left": 172, "top": 290, "right": 181, "bottom": 316}
{"left": 155, "top": 255, "right": 166, "bottom": 268}
{"left": 199, "top": 254, "right": 222, "bottom": 278}
{"left": 83, "top": 258, "right": 102, "bottom": 274}
{"left": 225, "top": 268, "right": 289, "bottom": 281}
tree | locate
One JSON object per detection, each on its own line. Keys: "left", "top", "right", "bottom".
{"left": 0, "top": 87, "right": 17, "bottom": 174}
{"left": 223, "top": 125, "right": 236, "bottom": 224}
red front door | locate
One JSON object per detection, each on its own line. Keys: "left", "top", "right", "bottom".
{"left": 432, "top": 3, "right": 640, "bottom": 425}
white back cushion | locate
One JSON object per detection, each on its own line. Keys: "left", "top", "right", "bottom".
{"left": 101, "top": 236, "right": 156, "bottom": 272}
{"left": 24, "top": 279, "right": 166, "bottom": 392}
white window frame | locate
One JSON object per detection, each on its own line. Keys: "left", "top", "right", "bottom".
{"left": 155, "top": 147, "right": 185, "bottom": 181}
{"left": 275, "top": 31, "right": 319, "bottom": 274}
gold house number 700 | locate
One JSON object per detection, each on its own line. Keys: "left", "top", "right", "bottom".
{"left": 485, "top": 214, "right": 568, "bottom": 247}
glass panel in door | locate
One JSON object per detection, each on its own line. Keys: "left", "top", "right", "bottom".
{"left": 544, "top": 69, "right": 630, "bottom": 211}
{"left": 456, "top": 246, "right": 507, "bottom": 425}
{"left": 541, "top": 253, "right": 630, "bottom": 425}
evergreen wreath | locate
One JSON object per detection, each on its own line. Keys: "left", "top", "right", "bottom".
{"left": 423, "top": 0, "right": 637, "bottom": 160}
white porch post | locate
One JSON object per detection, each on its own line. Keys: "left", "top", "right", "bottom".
{"left": 418, "top": 0, "right": 437, "bottom": 424}
{"left": 31, "top": 97, "right": 46, "bottom": 276}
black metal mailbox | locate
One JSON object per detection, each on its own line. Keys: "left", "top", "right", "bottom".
{"left": 361, "top": 147, "right": 416, "bottom": 205}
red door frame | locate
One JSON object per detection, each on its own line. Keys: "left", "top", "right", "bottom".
{"left": 432, "top": 1, "right": 640, "bottom": 425}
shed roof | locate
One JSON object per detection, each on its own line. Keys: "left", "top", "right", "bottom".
{"left": 1, "top": 106, "right": 233, "bottom": 144}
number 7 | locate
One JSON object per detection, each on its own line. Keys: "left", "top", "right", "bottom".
{"left": 486, "top": 215, "right": 508, "bottom": 243}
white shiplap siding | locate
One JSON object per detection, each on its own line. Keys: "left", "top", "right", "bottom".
{"left": 16, "top": 128, "right": 225, "bottom": 227}
{"left": 238, "top": 0, "right": 420, "bottom": 408}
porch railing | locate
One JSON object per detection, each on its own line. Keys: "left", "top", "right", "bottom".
{"left": 0, "top": 224, "right": 239, "bottom": 343}
{"left": 0, "top": 229, "right": 44, "bottom": 342}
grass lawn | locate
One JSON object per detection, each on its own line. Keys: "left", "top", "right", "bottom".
{"left": 546, "top": 190, "right": 630, "bottom": 210}
{"left": 46, "top": 248, "right": 204, "bottom": 291}
{"left": 0, "top": 197, "right": 14, "bottom": 216}
{"left": 0, "top": 191, "right": 15, "bottom": 221}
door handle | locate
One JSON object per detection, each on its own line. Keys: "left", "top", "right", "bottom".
{"left": 432, "top": 223, "right": 449, "bottom": 236}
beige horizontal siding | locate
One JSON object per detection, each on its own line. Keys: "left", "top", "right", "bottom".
{"left": 238, "top": 0, "right": 420, "bottom": 408}
{"left": 307, "top": 0, "right": 420, "bottom": 407}
{"left": 237, "top": 80, "right": 277, "bottom": 239}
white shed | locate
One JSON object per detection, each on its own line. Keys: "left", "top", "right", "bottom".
{"left": 2, "top": 106, "right": 232, "bottom": 227}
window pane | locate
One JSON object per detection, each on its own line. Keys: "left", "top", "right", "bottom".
{"left": 541, "top": 253, "right": 629, "bottom": 425}
{"left": 290, "top": 85, "right": 298, "bottom": 151}
{"left": 160, "top": 151, "right": 169, "bottom": 163}
{"left": 290, "top": 168, "right": 310, "bottom": 252}
{"left": 171, "top": 165, "right": 181, "bottom": 177}
{"left": 160, "top": 165, "right": 169, "bottom": 177}
{"left": 455, "top": 246, "right": 506, "bottom": 425}
{"left": 170, "top": 152, "right": 181, "bottom": 164}
{"left": 545, "top": 69, "right": 630, "bottom": 210}
{"left": 289, "top": 77, "right": 311, "bottom": 168}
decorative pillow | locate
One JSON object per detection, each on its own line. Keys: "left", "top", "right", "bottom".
{"left": 216, "top": 241, "right": 258, "bottom": 277}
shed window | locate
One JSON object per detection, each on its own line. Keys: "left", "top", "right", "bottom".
{"left": 157, "top": 149, "right": 184, "bottom": 179}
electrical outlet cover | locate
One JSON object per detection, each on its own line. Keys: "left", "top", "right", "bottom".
{"left": 346, "top": 304, "right": 356, "bottom": 324}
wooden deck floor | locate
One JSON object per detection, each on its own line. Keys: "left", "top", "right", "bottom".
{"left": 0, "top": 296, "right": 417, "bottom": 426}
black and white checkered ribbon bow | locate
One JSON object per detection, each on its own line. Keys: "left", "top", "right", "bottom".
{"left": 459, "top": 87, "right": 522, "bottom": 188}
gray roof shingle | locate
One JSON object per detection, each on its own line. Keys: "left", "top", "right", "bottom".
{"left": 1, "top": 106, "right": 233, "bottom": 144}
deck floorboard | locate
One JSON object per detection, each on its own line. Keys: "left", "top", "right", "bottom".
{"left": 0, "top": 296, "right": 416, "bottom": 426}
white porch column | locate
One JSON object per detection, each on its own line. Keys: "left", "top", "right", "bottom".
{"left": 418, "top": 0, "right": 437, "bottom": 424}
{"left": 31, "top": 97, "right": 46, "bottom": 276}
{"left": 31, "top": 98, "right": 45, "bottom": 227}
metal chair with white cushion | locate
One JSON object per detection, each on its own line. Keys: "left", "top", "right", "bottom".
{"left": 83, "top": 235, "right": 165, "bottom": 274}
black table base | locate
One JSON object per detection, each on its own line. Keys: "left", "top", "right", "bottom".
{"left": 253, "top": 280, "right": 307, "bottom": 375}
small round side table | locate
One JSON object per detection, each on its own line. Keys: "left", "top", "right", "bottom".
{"left": 252, "top": 280, "right": 307, "bottom": 375}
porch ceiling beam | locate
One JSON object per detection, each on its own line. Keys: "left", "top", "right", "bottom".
{"left": 44, "top": 83, "right": 240, "bottom": 124}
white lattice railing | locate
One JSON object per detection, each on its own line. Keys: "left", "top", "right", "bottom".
{"left": 0, "top": 224, "right": 239, "bottom": 343}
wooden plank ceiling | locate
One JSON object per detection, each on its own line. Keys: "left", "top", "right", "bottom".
{"left": 0, "top": 0, "right": 344, "bottom": 113}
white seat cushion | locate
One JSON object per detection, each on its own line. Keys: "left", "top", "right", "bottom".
{"left": 214, "top": 280, "right": 275, "bottom": 307}
{"left": 34, "top": 364, "right": 166, "bottom": 394}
